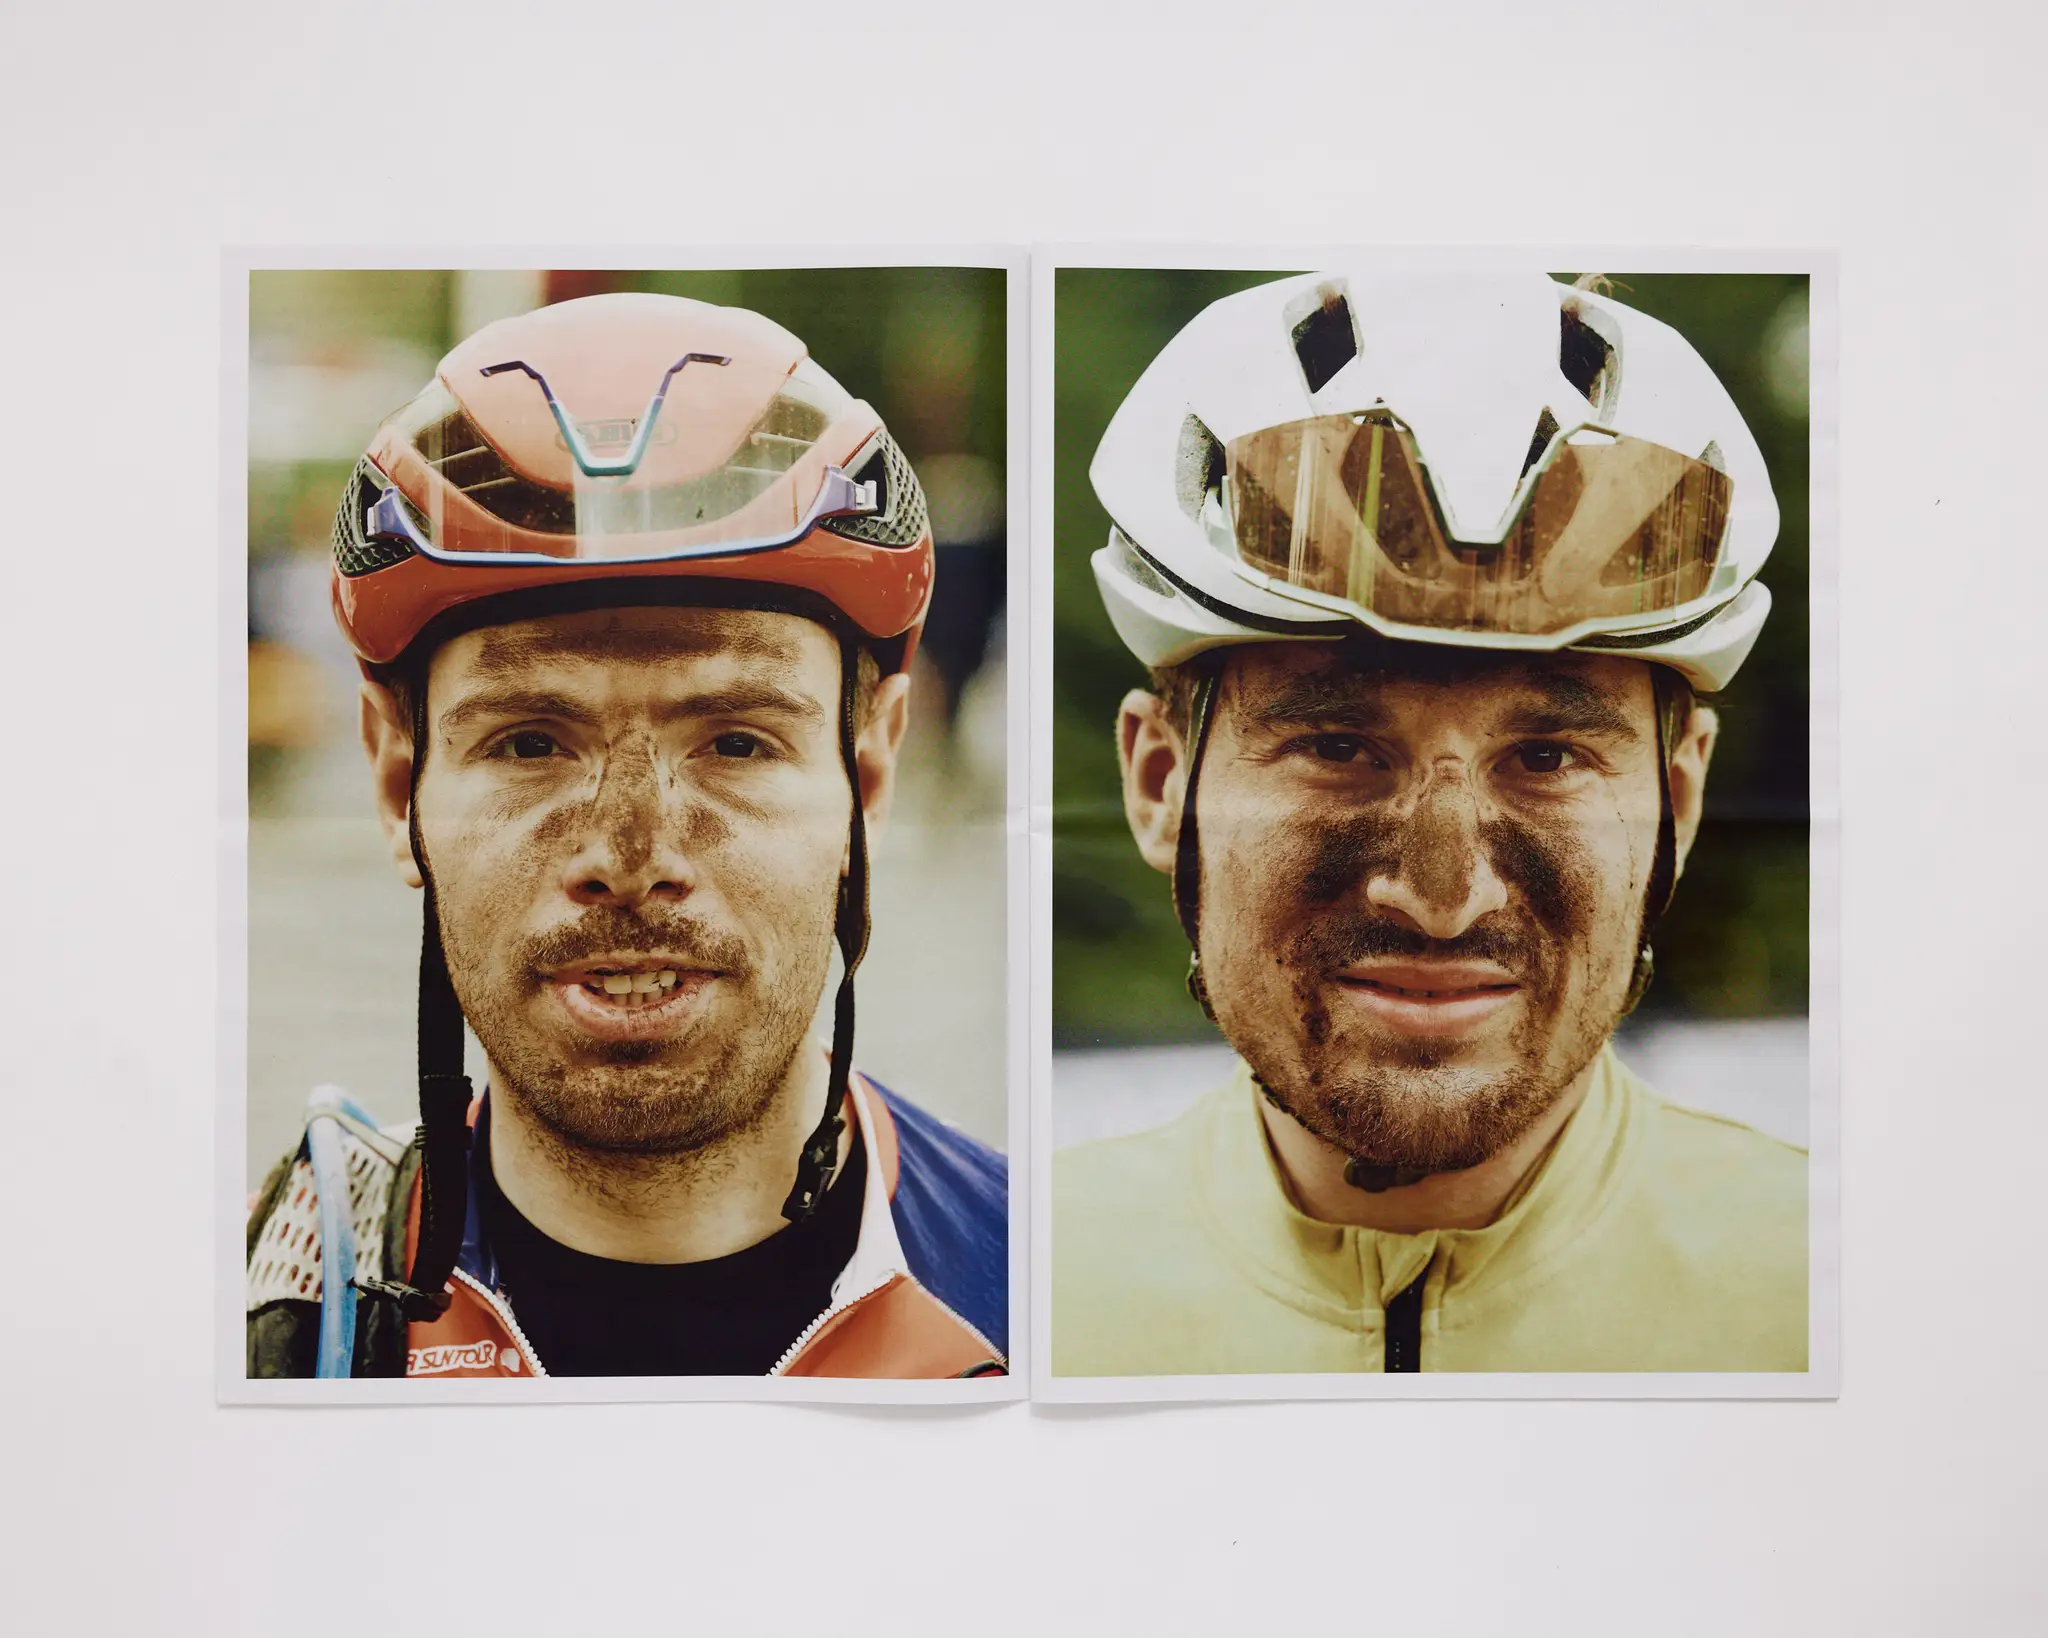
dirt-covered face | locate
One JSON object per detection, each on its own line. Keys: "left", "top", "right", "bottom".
{"left": 364, "top": 607, "right": 903, "bottom": 1160}
{"left": 1121, "top": 642, "right": 1711, "bottom": 1173}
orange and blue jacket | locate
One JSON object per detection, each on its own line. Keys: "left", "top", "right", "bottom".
{"left": 246, "top": 1074, "right": 1008, "bottom": 1379}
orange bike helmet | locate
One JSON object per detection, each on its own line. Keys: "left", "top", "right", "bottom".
{"left": 328, "top": 293, "right": 934, "bottom": 1323}
{"left": 331, "top": 290, "right": 933, "bottom": 671}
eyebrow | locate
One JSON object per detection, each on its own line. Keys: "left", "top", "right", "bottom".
{"left": 656, "top": 683, "right": 826, "bottom": 728}
{"left": 437, "top": 689, "right": 598, "bottom": 738}
{"left": 1237, "top": 672, "right": 1396, "bottom": 731}
{"left": 1495, "top": 673, "right": 1641, "bottom": 742}
{"left": 436, "top": 682, "right": 826, "bottom": 739}
{"left": 1234, "top": 664, "right": 1641, "bottom": 741}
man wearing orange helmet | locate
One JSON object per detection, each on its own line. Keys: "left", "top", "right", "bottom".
{"left": 246, "top": 293, "right": 1006, "bottom": 1380}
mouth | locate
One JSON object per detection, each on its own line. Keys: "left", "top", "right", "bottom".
{"left": 540, "top": 956, "right": 724, "bottom": 1044}
{"left": 1328, "top": 961, "right": 1522, "bottom": 1038}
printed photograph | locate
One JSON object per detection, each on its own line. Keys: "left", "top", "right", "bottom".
{"left": 239, "top": 264, "right": 1012, "bottom": 1386}
{"left": 1047, "top": 262, "right": 1821, "bottom": 1384}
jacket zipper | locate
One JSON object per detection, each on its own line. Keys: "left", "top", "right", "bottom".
{"left": 921, "top": 1291, "right": 1006, "bottom": 1372}
{"left": 448, "top": 1266, "right": 550, "bottom": 1377}
{"left": 766, "top": 1273, "right": 1007, "bottom": 1378}
{"left": 766, "top": 1268, "right": 898, "bottom": 1377}
{"left": 1384, "top": 1270, "right": 1427, "bottom": 1373}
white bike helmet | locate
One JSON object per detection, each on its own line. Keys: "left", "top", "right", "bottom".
{"left": 1089, "top": 270, "right": 1781, "bottom": 1074}
{"left": 1091, "top": 269, "right": 1776, "bottom": 693}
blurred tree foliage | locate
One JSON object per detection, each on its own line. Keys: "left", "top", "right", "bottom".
{"left": 633, "top": 268, "right": 1007, "bottom": 473}
{"left": 1052, "top": 268, "right": 1811, "bottom": 1048}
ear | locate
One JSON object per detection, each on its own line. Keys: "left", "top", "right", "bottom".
{"left": 1118, "top": 689, "right": 1188, "bottom": 877}
{"left": 1667, "top": 703, "right": 1719, "bottom": 880}
{"left": 360, "top": 680, "right": 424, "bottom": 891}
{"left": 849, "top": 670, "right": 913, "bottom": 856}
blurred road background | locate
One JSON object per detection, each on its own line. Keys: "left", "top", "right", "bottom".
{"left": 1055, "top": 1021, "right": 1810, "bottom": 1152}
{"left": 1051, "top": 269, "right": 1815, "bottom": 1148}
{"left": 246, "top": 268, "right": 1009, "bottom": 1185}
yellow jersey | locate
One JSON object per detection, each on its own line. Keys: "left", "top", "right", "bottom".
{"left": 1051, "top": 1046, "right": 1808, "bottom": 1376}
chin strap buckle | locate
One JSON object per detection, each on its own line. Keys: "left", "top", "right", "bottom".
{"left": 1342, "top": 1157, "right": 1438, "bottom": 1194}
{"left": 780, "top": 1118, "right": 844, "bottom": 1223}
{"left": 352, "top": 1277, "right": 454, "bottom": 1323}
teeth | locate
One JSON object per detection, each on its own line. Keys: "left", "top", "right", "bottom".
{"left": 583, "top": 968, "right": 686, "bottom": 1005}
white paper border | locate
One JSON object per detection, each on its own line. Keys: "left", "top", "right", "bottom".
{"left": 217, "top": 246, "right": 1029, "bottom": 1406}
{"left": 1029, "top": 244, "right": 1841, "bottom": 1403}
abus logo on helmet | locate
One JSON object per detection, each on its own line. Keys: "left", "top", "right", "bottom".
{"left": 407, "top": 1340, "right": 498, "bottom": 1375}
{"left": 557, "top": 417, "right": 679, "bottom": 453}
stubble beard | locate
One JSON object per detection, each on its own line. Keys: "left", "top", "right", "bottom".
{"left": 441, "top": 906, "right": 835, "bottom": 1170}
{"left": 1211, "top": 910, "right": 1625, "bottom": 1175}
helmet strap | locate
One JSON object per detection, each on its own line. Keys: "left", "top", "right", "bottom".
{"left": 1625, "top": 669, "right": 1687, "bottom": 1019}
{"left": 1173, "top": 667, "right": 1220, "bottom": 1013}
{"left": 356, "top": 680, "right": 469, "bottom": 1324}
{"left": 1249, "top": 1063, "right": 1447, "bottom": 1193}
{"left": 783, "top": 633, "right": 870, "bottom": 1222}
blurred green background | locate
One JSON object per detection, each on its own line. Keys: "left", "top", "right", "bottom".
{"left": 246, "top": 267, "right": 1011, "bottom": 1181}
{"left": 1052, "top": 268, "right": 1811, "bottom": 1050}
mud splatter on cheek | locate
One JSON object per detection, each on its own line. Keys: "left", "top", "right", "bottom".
{"left": 469, "top": 772, "right": 739, "bottom": 882}
{"left": 1298, "top": 811, "right": 1404, "bottom": 905}
{"left": 1479, "top": 812, "right": 1598, "bottom": 939}
{"left": 1300, "top": 985, "right": 1330, "bottom": 1048}
{"left": 1215, "top": 809, "right": 1403, "bottom": 1069}
{"left": 531, "top": 795, "right": 734, "bottom": 853}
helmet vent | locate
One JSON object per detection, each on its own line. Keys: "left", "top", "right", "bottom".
{"left": 331, "top": 458, "right": 417, "bottom": 578}
{"left": 1519, "top": 407, "right": 1564, "bottom": 481}
{"left": 1286, "top": 281, "right": 1360, "bottom": 395}
{"left": 406, "top": 388, "right": 842, "bottom": 539}
{"left": 418, "top": 406, "right": 574, "bottom": 532}
{"left": 819, "top": 432, "right": 929, "bottom": 549}
{"left": 1559, "top": 297, "right": 1622, "bottom": 416}
{"left": 1174, "top": 414, "right": 1226, "bottom": 523}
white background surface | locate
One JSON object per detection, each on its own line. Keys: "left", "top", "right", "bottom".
{"left": 2, "top": 3, "right": 2042, "bottom": 1633}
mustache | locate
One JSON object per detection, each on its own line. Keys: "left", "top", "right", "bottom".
{"left": 1295, "top": 910, "right": 1540, "bottom": 975}
{"left": 517, "top": 907, "right": 752, "bottom": 976}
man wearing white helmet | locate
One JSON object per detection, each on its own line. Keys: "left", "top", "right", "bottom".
{"left": 1053, "top": 271, "right": 1806, "bottom": 1376}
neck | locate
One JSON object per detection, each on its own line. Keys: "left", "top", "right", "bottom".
{"left": 485, "top": 1047, "right": 851, "bottom": 1263}
{"left": 1258, "top": 1054, "right": 1599, "bottom": 1233}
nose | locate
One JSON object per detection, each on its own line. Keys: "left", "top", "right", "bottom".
{"left": 558, "top": 737, "right": 697, "bottom": 909}
{"left": 1364, "top": 759, "right": 1508, "bottom": 940}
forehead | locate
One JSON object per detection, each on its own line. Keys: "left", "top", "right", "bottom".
{"left": 1223, "top": 640, "right": 1656, "bottom": 729}
{"left": 430, "top": 606, "right": 837, "bottom": 694}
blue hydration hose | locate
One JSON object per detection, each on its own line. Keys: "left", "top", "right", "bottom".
{"left": 304, "top": 1085, "right": 381, "bottom": 1379}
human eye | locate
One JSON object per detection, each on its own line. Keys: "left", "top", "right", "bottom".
{"left": 1504, "top": 741, "right": 1580, "bottom": 776}
{"left": 1304, "top": 733, "right": 1389, "bottom": 768}
{"left": 710, "top": 730, "right": 771, "bottom": 760}
{"left": 489, "top": 728, "right": 565, "bottom": 762}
